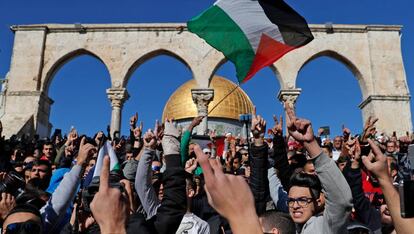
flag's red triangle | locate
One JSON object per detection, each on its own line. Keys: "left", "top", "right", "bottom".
{"left": 243, "top": 34, "right": 296, "bottom": 83}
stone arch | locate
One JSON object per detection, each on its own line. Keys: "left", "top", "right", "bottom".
{"left": 122, "top": 49, "right": 194, "bottom": 87}
{"left": 42, "top": 49, "right": 111, "bottom": 94}
{"left": 209, "top": 57, "right": 284, "bottom": 88}
{"left": 1, "top": 23, "right": 411, "bottom": 138}
{"left": 296, "top": 50, "right": 367, "bottom": 97}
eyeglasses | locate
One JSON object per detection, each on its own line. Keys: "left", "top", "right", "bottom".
{"left": 5, "top": 221, "right": 42, "bottom": 234}
{"left": 287, "top": 197, "right": 314, "bottom": 208}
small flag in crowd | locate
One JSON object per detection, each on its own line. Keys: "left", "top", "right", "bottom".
{"left": 93, "top": 141, "right": 120, "bottom": 178}
{"left": 188, "top": 0, "right": 314, "bottom": 84}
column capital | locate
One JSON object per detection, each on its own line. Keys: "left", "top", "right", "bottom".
{"left": 277, "top": 89, "right": 302, "bottom": 106}
{"left": 106, "top": 88, "right": 129, "bottom": 108}
{"left": 191, "top": 89, "right": 214, "bottom": 116}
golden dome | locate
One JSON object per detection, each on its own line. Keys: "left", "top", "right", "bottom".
{"left": 162, "top": 76, "right": 254, "bottom": 121}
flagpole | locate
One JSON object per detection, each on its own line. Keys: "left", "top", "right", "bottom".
{"left": 207, "top": 83, "right": 241, "bottom": 115}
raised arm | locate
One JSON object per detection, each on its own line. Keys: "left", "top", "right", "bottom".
{"left": 180, "top": 116, "right": 203, "bottom": 165}
{"left": 343, "top": 140, "right": 382, "bottom": 232}
{"left": 41, "top": 138, "right": 95, "bottom": 233}
{"left": 284, "top": 103, "right": 352, "bottom": 233}
{"left": 249, "top": 112, "right": 270, "bottom": 216}
{"left": 268, "top": 167, "right": 289, "bottom": 213}
{"left": 135, "top": 130, "right": 160, "bottom": 220}
{"left": 363, "top": 139, "right": 414, "bottom": 234}
{"left": 154, "top": 119, "right": 186, "bottom": 234}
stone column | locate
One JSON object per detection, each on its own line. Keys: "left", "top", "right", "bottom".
{"left": 191, "top": 89, "right": 214, "bottom": 135}
{"left": 359, "top": 95, "right": 412, "bottom": 136}
{"left": 107, "top": 88, "right": 129, "bottom": 137}
{"left": 278, "top": 89, "right": 301, "bottom": 134}
{"left": 277, "top": 89, "right": 301, "bottom": 107}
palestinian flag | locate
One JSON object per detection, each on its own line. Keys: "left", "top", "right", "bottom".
{"left": 188, "top": 0, "right": 313, "bottom": 83}
{"left": 93, "top": 141, "right": 120, "bottom": 178}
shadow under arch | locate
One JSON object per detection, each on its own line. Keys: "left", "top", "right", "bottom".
{"left": 210, "top": 57, "right": 283, "bottom": 88}
{"left": 297, "top": 50, "right": 367, "bottom": 95}
{"left": 123, "top": 49, "right": 194, "bottom": 86}
{"left": 43, "top": 49, "right": 110, "bottom": 94}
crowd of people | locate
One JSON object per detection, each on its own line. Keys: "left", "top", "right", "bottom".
{"left": 0, "top": 102, "right": 413, "bottom": 234}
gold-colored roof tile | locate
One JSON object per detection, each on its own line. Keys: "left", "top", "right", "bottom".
{"left": 162, "top": 76, "right": 254, "bottom": 120}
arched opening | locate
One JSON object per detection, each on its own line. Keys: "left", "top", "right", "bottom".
{"left": 214, "top": 61, "right": 284, "bottom": 127}
{"left": 122, "top": 53, "right": 193, "bottom": 134}
{"left": 48, "top": 54, "right": 112, "bottom": 136}
{"left": 295, "top": 55, "right": 363, "bottom": 137}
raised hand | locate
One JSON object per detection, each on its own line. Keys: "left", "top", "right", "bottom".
{"left": 162, "top": 119, "right": 180, "bottom": 156}
{"left": 361, "top": 139, "right": 389, "bottom": 181}
{"left": 185, "top": 158, "right": 198, "bottom": 174}
{"left": 164, "top": 119, "right": 180, "bottom": 138}
{"left": 94, "top": 131, "right": 104, "bottom": 146}
{"left": 193, "top": 145, "right": 262, "bottom": 234}
{"left": 188, "top": 116, "right": 204, "bottom": 132}
{"left": 250, "top": 107, "right": 266, "bottom": 139}
{"left": 143, "top": 130, "right": 157, "bottom": 150}
{"left": 284, "top": 102, "right": 314, "bottom": 143}
{"left": 90, "top": 156, "right": 129, "bottom": 234}
{"left": 77, "top": 137, "right": 96, "bottom": 166}
{"left": 154, "top": 119, "right": 164, "bottom": 140}
{"left": 350, "top": 139, "right": 361, "bottom": 169}
{"left": 362, "top": 116, "right": 378, "bottom": 142}
{"left": 130, "top": 112, "right": 138, "bottom": 128}
{"left": 133, "top": 121, "right": 144, "bottom": 139}
{"left": 270, "top": 114, "right": 283, "bottom": 136}
{"left": 66, "top": 128, "right": 78, "bottom": 146}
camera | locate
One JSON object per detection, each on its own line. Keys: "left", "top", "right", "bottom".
{"left": 399, "top": 144, "right": 414, "bottom": 218}
{"left": 81, "top": 173, "right": 124, "bottom": 213}
{"left": 0, "top": 171, "right": 26, "bottom": 199}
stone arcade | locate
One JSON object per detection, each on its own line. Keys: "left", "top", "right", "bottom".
{"left": 0, "top": 23, "right": 411, "bottom": 137}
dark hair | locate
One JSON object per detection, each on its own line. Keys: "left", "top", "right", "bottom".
{"left": 33, "top": 160, "right": 51, "bottom": 171}
{"left": 289, "top": 172, "right": 322, "bottom": 200}
{"left": 321, "top": 144, "right": 333, "bottom": 153}
{"left": 43, "top": 141, "right": 54, "bottom": 147}
{"left": 336, "top": 155, "right": 348, "bottom": 164}
{"left": 259, "top": 210, "right": 296, "bottom": 234}
{"left": 5, "top": 204, "right": 42, "bottom": 221}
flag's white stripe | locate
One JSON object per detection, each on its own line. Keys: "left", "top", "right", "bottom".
{"left": 92, "top": 141, "right": 119, "bottom": 178}
{"left": 215, "top": 0, "right": 285, "bottom": 52}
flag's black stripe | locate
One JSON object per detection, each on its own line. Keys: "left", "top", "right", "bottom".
{"left": 258, "top": 0, "right": 314, "bottom": 47}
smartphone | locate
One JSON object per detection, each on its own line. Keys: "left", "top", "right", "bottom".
{"left": 320, "top": 126, "right": 330, "bottom": 136}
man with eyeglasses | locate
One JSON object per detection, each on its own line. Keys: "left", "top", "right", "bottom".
{"left": 284, "top": 103, "right": 352, "bottom": 234}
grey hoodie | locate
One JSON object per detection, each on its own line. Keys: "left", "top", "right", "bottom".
{"left": 296, "top": 152, "right": 353, "bottom": 234}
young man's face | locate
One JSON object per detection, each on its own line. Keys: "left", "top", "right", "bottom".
{"left": 42, "top": 144, "right": 54, "bottom": 159}
{"left": 303, "top": 161, "right": 316, "bottom": 175}
{"left": 30, "top": 164, "right": 49, "bottom": 180}
{"left": 288, "top": 186, "right": 317, "bottom": 224}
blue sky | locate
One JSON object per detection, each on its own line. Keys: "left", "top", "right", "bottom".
{"left": 0, "top": 0, "right": 413, "bottom": 137}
